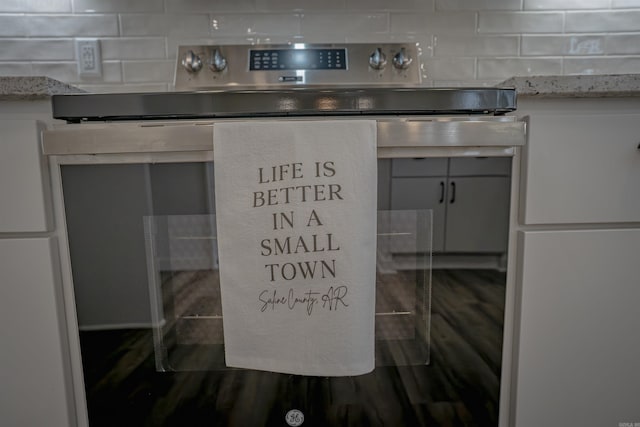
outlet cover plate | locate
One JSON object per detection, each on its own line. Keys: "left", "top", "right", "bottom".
{"left": 75, "top": 39, "right": 102, "bottom": 77}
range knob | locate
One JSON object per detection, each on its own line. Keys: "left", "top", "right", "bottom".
{"left": 368, "top": 47, "right": 387, "bottom": 70}
{"left": 208, "top": 48, "right": 227, "bottom": 72}
{"left": 392, "top": 47, "right": 412, "bottom": 70}
{"left": 181, "top": 50, "right": 203, "bottom": 73}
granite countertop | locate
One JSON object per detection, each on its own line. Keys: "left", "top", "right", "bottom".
{"left": 499, "top": 74, "right": 640, "bottom": 98}
{"left": 0, "top": 76, "right": 84, "bottom": 101}
{"left": 3, "top": 74, "right": 638, "bottom": 100}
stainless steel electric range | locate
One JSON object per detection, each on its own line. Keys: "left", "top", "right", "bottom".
{"left": 44, "top": 43, "right": 525, "bottom": 427}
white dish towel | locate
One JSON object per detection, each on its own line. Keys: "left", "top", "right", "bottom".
{"left": 213, "top": 120, "right": 377, "bottom": 376}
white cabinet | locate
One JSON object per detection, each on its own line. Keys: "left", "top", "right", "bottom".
{"left": 0, "top": 108, "right": 75, "bottom": 426}
{"left": 515, "top": 229, "right": 640, "bottom": 427}
{"left": 0, "top": 119, "right": 52, "bottom": 232}
{"left": 523, "top": 106, "right": 640, "bottom": 225}
{"left": 390, "top": 157, "right": 511, "bottom": 253}
{"left": 0, "top": 238, "right": 72, "bottom": 427}
{"left": 514, "top": 97, "right": 640, "bottom": 427}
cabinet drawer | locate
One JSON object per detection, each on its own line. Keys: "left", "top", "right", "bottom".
{"left": 391, "top": 158, "right": 448, "bottom": 177}
{"left": 448, "top": 157, "right": 511, "bottom": 177}
{"left": 0, "top": 120, "right": 52, "bottom": 232}
{"left": 524, "top": 113, "right": 640, "bottom": 224}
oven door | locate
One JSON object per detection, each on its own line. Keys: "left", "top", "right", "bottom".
{"left": 45, "top": 117, "right": 524, "bottom": 427}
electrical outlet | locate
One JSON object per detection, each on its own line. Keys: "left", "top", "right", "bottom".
{"left": 75, "top": 39, "right": 102, "bottom": 77}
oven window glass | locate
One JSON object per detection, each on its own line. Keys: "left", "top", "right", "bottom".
{"left": 61, "top": 158, "right": 508, "bottom": 426}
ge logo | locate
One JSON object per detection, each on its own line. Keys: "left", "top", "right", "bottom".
{"left": 285, "top": 409, "right": 304, "bottom": 426}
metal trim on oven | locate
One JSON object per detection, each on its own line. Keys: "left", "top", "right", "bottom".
{"left": 51, "top": 88, "right": 517, "bottom": 122}
{"left": 43, "top": 118, "right": 526, "bottom": 156}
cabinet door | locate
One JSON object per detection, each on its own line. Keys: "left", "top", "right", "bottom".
{"left": 515, "top": 229, "right": 640, "bottom": 427}
{"left": 390, "top": 177, "right": 446, "bottom": 251}
{"left": 0, "top": 238, "right": 73, "bottom": 427}
{"left": 0, "top": 119, "right": 52, "bottom": 232}
{"left": 444, "top": 177, "right": 510, "bottom": 253}
{"left": 524, "top": 113, "right": 640, "bottom": 224}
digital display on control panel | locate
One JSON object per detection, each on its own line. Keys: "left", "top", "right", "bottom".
{"left": 249, "top": 49, "right": 347, "bottom": 71}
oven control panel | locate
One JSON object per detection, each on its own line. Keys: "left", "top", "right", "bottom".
{"left": 249, "top": 48, "right": 347, "bottom": 71}
{"left": 174, "top": 43, "right": 421, "bottom": 90}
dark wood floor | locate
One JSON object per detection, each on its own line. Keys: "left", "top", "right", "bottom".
{"left": 80, "top": 268, "right": 506, "bottom": 427}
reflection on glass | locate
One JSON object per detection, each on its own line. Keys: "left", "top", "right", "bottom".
{"left": 144, "top": 211, "right": 432, "bottom": 372}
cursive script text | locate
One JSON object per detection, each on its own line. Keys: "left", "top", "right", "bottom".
{"left": 258, "top": 285, "right": 349, "bottom": 316}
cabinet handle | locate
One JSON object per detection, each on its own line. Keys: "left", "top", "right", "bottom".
{"left": 450, "top": 181, "right": 456, "bottom": 204}
{"left": 439, "top": 181, "right": 445, "bottom": 203}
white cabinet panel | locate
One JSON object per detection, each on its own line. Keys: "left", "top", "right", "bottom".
{"left": 524, "top": 113, "right": 640, "bottom": 224}
{"left": 445, "top": 177, "right": 510, "bottom": 253}
{"left": 515, "top": 229, "right": 640, "bottom": 427}
{"left": 0, "top": 120, "right": 52, "bottom": 232}
{"left": 0, "top": 238, "right": 73, "bottom": 427}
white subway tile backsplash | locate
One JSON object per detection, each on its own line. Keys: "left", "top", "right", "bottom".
{"left": 424, "top": 57, "right": 475, "bottom": 80}
{"left": 39, "top": 62, "right": 82, "bottom": 82}
{"left": 300, "top": 33, "right": 347, "bottom": 42}
{"left": 1, "top": 3, "right": 640, "bottom": 90}
{"left": 436, "top": 0, "right": 521, "bottom": 11}
{"left": 344, "top": 33, "right": 433, "bottom": 54}
{"left": 76, "top": 83, "right": 169, "bottom": 93}
{"left": 31, "top": 61, "right": 121, "bottom": 83}
{"left": 0, "top": 63, "right": 33, "bottom": 76}
{"left": 478, "top": 57, "right": 561, "bottom": 79}
{"left": 0, "top": 0, "right": 70, "bottom": 13}
{"left": 302, "top": 13, "right": 388, "bottom": 35}
{"left": 612, "top": 0, "right": 640, "bottom": 7}
{"left": 522, "top": 35, "right": 604, "bottom": 56}
{"left": 479, "top": 11, "right": 562, "bottom": 33}
{"left": 92, "top": 61, "right": 121, "bottom": 82}
{"left": 210, "top": 14, "right": 300, "bottom": 36}
{"left": 0, "top": 15, "right": 28, "bottom": 37}
{"left": 347, "top": 0, "right": 433, "bottom": 11}
{"left": 605, "top": 34, "right": 640, "bottom": 54}
{"left": 256, "top": 0, "right": 345, "bottom": 10}
{"left": 73, "top": 0, "right": 162, "bottom": 13}
{"left": 167, "top": 36, "right": 299, "bottom": 59}
{"left": 433, "top": 79, "right": 503, "bottom": 87}
{"left": 121, "top": 14, "right": 210, "bottom": 37}
{"left": 566, "top": 11, "right": 640, "bottom": 33}
{"left": 390, "top": 13, "right": 425, "bottom": 34}
{"left": 27, "top": 15, "right": 118, "bottom": 37}
{"left": 0, "top": 39, "right": 74, "bottom": 60}
{"left": 434, "top": 35, "right": 518, "bottom": 56}
{"left": 165, "top": 0, "right": 256, "bottom": 13}
{"left": 122, "top": 60, "right": 173, "bottom": 83}
{"left": 564, "top": 57, "right": 640, "bottom": 74}
{"left": 100, "top": 38, "right": 166, "bottom": 60}
{"left": 524, "top": 0, "right": 608, "bottom": 10}
{"left": 391, "top": 12, "right": 476, "bottom": 34}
